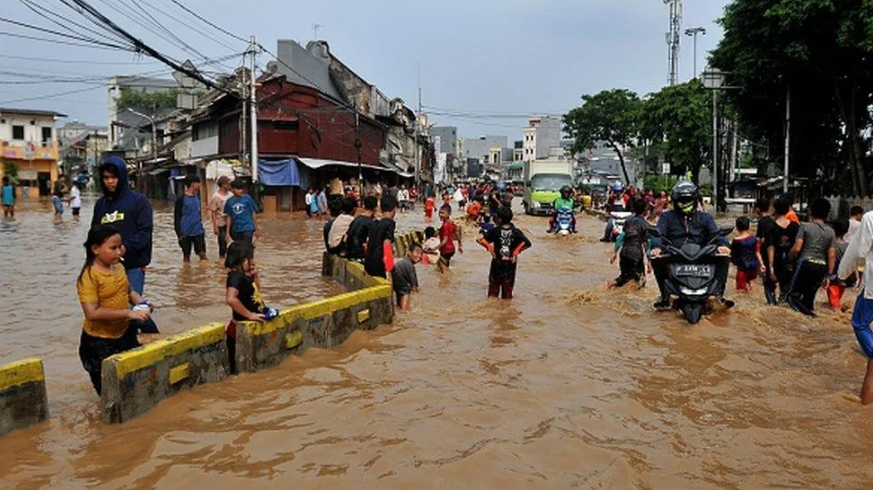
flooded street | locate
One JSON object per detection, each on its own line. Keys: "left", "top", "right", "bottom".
{"left": 2, "top": 197, "right": 873, "bottom": 488}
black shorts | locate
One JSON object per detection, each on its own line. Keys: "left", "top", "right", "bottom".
{"left": 439, "top": 251, "right": 455, "bottom": 266}
{"left": 180, "top": 234, "right": 206, "bottom": 256}
{"left": 79, "top": 328, "right": 140, "bottom": 395}
{"left": 72, "top": 207, "right": 81, "bottom": 216}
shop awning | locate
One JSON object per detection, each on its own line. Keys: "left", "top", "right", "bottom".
{"left": 258, "top": 158, "right": 300, "bottom": 186}
{"left": 297, "top": 157, "right": 396, "bottom": 173}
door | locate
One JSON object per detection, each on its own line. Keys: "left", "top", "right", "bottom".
{"left": 37, "top": 172, "right": 50, "bottom": 197}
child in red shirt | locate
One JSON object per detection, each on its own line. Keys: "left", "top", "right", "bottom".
{"left": 438, "top": 204, "right": 462, "bottom": 273}
{"left": 730, "top": 216, "right": 759, "bottom": 293}
{"left": 424, "top": 196, "right": 435, "bottom": 221}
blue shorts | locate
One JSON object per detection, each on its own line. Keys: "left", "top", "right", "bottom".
{"left": 850, "top": 293, "right": 873, "bottom": 358}
{"left": 52, "top": 195, "right": 63, "bottom": 214}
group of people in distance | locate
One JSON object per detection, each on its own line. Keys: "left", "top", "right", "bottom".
{"left": 320, "top": 189, "right": 531, "bottom": 310}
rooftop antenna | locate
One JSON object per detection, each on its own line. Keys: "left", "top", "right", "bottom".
{"left": 664, "top": 0, "right": 683, "bottom": 85}
{"left": 312, "top": 23, "right": 323, "bottom": 41}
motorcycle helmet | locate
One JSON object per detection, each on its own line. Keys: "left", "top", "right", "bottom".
{"left": 613, "top": 183, "right": 623, "bottom": 192}
{"left": 560, "top": 185, "right": 572, "bottom": 199}
{"left": 671, "top": 181, "right": 699, "bottom": 216}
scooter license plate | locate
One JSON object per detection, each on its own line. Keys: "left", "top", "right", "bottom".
{"left": 675, "top": 265, "right": 712, "bottom": 277}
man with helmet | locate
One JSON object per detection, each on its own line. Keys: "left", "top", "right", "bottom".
{"left": 547, "top": 185, "right": 577, "bottom": 233}
{"left": 650, "top": 181, "right": 732, "bottom": 309}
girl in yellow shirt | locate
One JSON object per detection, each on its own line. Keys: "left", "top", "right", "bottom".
{"left": 77, "top": 225, "right": 152, "bottom": 395}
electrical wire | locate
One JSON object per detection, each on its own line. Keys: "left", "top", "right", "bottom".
{"left": 17, "top": 0, "right": 130, "bottom": 47}
{"left": 0, "top": 85, "right": 105, "bottom": 105}
{"left": 166, "top": 0, "right": 248, "bottom": 44}
{"left": 0, "top": 16, "right": 133, "bottom": 50}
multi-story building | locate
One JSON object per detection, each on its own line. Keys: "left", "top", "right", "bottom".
{"left": 513, "top": 140, "right": 524, "bottom": 162}
{"left": 458, "top": 135, "right": 508, "bottom": 165}
{"left": 0, "top": 108, "right": 65, "bottom": 197}
{"left": 430, "top": 126, "right": 457, "bottom": 155}
{"left": 522, "top": 116, "right": 562, "bottom": 162}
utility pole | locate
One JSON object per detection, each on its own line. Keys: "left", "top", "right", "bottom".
{"left": 783, "top": 86, "right": 790, "bottom": 194}
{"left": 664, "top": 0, "right": 683, "bottom": 85}
{"left": 249, "top": 35, "right": 259, "bottom": 183}
{"left": 413, "top": 63, "right": 421, "bottom": 185}
{"left": 355, "top": 108, "right": 362, "bottom": 190}
{"left": 684, "top": 27, "right": 706, "bottom": 79}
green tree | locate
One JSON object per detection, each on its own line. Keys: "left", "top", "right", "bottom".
{"left": 639, "top": 80, "right": 712, "bottom": 185}
{"left": 2, "top": 161, "right": 18, "bottom": 183}
{"left": 563, "top": 89, "right": 642, "bottom": 184}
{"left": 711, "top": 0, "right": 873, "bottom": 196}
{"left": 116, "top": 86, "right": 179, "bottom": 112}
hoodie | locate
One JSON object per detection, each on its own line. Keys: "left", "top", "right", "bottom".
{"left": 91, "top": 156, "right": 153, "bottom": 270}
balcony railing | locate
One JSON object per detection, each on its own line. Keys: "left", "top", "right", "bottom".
{"left": 0, "top": 139, "right": 59, "bottom": 161}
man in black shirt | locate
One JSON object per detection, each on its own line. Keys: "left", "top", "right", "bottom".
{"left": 347, "top": 195, "right": 378, "bottom": 261}
{"left": 754, "top": 197, "right": 777, "bottom": 305}
{"left": 365, "top": 195, "right": 398, "bottom": 278}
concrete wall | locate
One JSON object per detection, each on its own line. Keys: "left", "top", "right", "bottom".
{"left": 0, "top": 358, "right": 48, "bottom": 436}
{"left": 101, "top": 323, "right": 230, "bottom": 424}
{"left": 94, "top": 231, "right": 423, "bottom": 425}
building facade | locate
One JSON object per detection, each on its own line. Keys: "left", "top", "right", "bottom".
{"left": 0, "top": 108, "right": 65, "bottom": 197}
{"left": 522, "top": 116, "right": 562, "bottom": 162}
{"left": 430, "top": 126, "right": 457, "bottom": 155}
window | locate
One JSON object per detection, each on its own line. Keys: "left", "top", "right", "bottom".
{"left": 273, "top": 120, "right": 299, "bottom": 131}
{"left": 193, "top": 122, "right": 218, "bottom": 141}
{"left": 12, "top": 125, "right": 24, "bottom": 140}
{"left": 41, "top": 127, "right": 52, "bottom": 144}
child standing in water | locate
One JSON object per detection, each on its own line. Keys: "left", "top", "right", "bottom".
{"left": 477, "top": 206, "right": 531, "bottom": 299}
{"left": 1, "top": 176, "right": 15, "bottom": 218}
{"left": 224, "top": 241, "right": 267, "bottom": 373}
{"left": 730, "top": 216, "right": 759, "bottom": 293}
{"left": 437, "top": 204, "right": 462, "bottom": 273}
{"left": 392, "top": 244, "right": 423, "bottom": 312}
{"left": 828, "top": 218, "right": 857, "bottom": 310}
{"left": 77, "top": 225, "right": 152, "bottom": 395}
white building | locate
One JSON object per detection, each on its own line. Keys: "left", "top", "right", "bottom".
{"left": 522, "top": 116, "right": 562, "bottom": 162}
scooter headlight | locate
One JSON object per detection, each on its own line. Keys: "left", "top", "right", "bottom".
{"left": 680, "top": 287, "right": 708, "bottom": 295}
{"left": 532, "top": 201, "right": 540, "bottom": 209}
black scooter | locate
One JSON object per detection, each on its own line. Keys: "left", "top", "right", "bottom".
{"left": 650, "top": 226, "right": 733, "bottom": 324}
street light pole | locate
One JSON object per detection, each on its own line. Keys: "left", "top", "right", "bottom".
{"left": 783, "top": 85, "right": 790, "bottom": 194}
{"left": 127, "top": 107, "right": 156, "bottom": 193}
{"left": 684, "top": 27, "right": 706, "bottom": 79}
{"left": 712, "top": 89, "right": 718, "bottom": 209}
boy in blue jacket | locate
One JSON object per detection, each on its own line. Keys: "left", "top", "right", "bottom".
{"left": 91, "top": 156, "right": 158, "bottom": 333}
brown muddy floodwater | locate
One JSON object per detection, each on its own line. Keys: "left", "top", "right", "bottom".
{"left": 1, "top": 196, "right": 872, "bottom": 489}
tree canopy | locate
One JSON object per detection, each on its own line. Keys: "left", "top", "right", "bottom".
{"left": 563, "top": 89, "right": 642, "bottom": 184}
{"left": 710, "top": 0, "right": 873, "bottom": 196}
{"left": 640, "top": 79, "right": 712, "bottom": 184}
{"left": 115, "top": 86, "right": 179, "bottom": 112}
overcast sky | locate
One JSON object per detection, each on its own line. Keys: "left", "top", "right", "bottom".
{"left": 1, "top": 0, "right": 729, "bottom": 141}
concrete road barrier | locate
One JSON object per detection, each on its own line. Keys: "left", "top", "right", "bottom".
{"left": 235, "top": 259, "right": 393, "bottom": 373}
{"left": 101, "top": 323, "right": 230, "bottom": 424}
{"left": 0, "top": 358, "right": 48, "bottom": 436}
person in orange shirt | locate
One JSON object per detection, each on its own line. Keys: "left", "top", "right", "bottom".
{"left": 424, "top": 195, "right": 436, "bottom": 222}
{"left": 77, "top": 225, "right": 154, "bottom": 395}
{"left": 784, "top": 195, "right": 800, "bottom": 223}
{"left": 467, "top": 199, "right": 483, "bottom": 222}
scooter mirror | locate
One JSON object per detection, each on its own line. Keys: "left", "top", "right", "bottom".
{"left": 719, "top": 226, "right": 735, "bottom": 236}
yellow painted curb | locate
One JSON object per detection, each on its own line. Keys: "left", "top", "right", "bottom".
{"left": 110, "top": 323, "right": 226, "bottom": 379}
{"left": 245, "top": 284, "right": 392, "bottom": 337}
{"left": 0, "top": 358, "right": 44, "bottom": 392}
